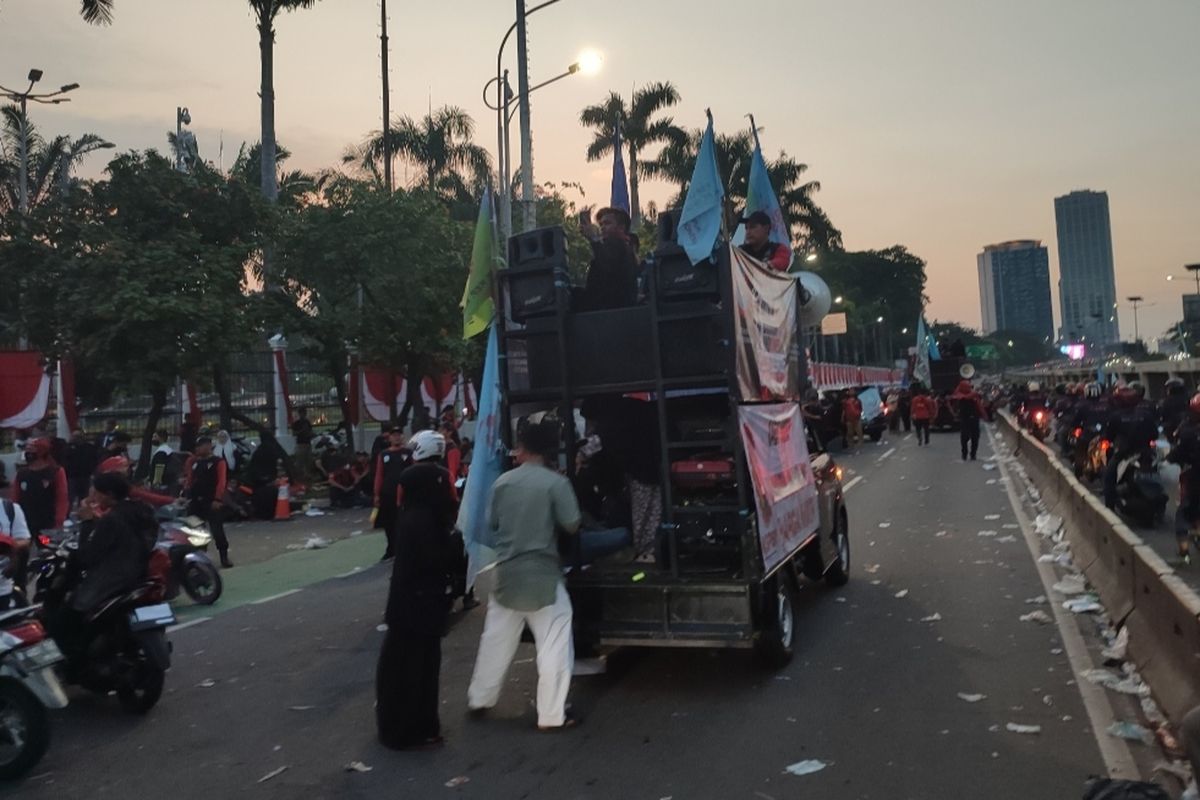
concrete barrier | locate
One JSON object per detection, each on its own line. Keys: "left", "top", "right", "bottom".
{"left": 996, "top": 412, "right": 1200, "bottom": 722}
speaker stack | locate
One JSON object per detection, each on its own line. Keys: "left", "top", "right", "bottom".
{"left": 501, "top": 226, "right": 570, "bottom": 323}
{"left": 652, "top": 208, "right": 720, "bottom": 301}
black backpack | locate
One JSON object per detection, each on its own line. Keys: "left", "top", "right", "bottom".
{"left": 1082, "top": 778, "right": 1170, "bottom": 800}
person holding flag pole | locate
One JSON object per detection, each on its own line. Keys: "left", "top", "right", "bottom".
{"left": 732, "top": 115, "right": 793, "bottom": 272}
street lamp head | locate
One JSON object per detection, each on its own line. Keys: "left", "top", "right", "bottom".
{"left": 27, "top": 68, "right": 43, "bottom": 83}
{"left": 60, "top": 83, "right": 79, "bottom": 93}
{"left": 576, "top": 49, "right": 603, "bottom": 76}
{"left": 1188, "top": 263, "right": 1200, "bottom": 274}
{"left": 805, "top": 252, "right": 818, "bottom": 263}
{"left": 834, "top": 296, "right": 843, "bottom": 304}
{"left": 876, "top": 316, "right": 884, "bottom": 323}
{"left": 901, "top": 327, "right": 909, "bottom": 334}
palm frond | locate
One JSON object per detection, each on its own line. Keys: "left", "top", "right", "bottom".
{"left": 80, "top": 0, "right": 115, "bottom": 25}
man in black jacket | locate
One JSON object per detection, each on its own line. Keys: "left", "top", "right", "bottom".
{"left": 578, "top": 207, "right": 639, "bottom": 312}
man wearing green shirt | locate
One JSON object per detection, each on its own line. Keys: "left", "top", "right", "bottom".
{"left": 467, "top": 419, "right": 582, "bottom": 730}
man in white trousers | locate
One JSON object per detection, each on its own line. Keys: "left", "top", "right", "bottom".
{"left": 467, "top": 419, "right": 582, "bottom": 731}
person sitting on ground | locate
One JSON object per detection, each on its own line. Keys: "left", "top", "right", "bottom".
{"left": 329, "top": 455, "right": 371, "bottom": 509}
{"left": 737, "top": 210, "right": 791, "bottom": 271}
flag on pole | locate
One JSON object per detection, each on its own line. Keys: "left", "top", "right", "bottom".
{"left": 610, "top": 123, "right": 630, "bottom": 215}
{"left": 678, "top": 110, "right": 725, "bottom": 266}
{"left": 455, "top": 325, "right": 503, "bottom": 590}
{"left": 913, "top": 317, "right": 932, "bottom": 388}
{"left": 460, "top": 188, "right": 498, "bottom": 340}
{"left": 731, "top": 119, "right": 792, "bottom": 269}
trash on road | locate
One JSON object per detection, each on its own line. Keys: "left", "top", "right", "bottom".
{"left": 863, "top": 564, "right": 880, "bottom": 574}
{"left": 1035, "top": 514, "right": 1063, "bottom": 537}
{"left": 920, "top": 613, "right": 942, "bottom": 622}
{"left": 289, "top": 705, "right": 316, "bottom": 711}
{"left": 349, "top": 529, "right": 364, "bottom": 537}
{"left": 986, "top": 479, "right": 998, "bottom": 485}
{"left": 1052, "top": 574, "right": 1088, "bottom": 596}
{"left": 1107, "top": 721, "right": 1155, "bottom": 746}
{"left": 197, "top": 679, "right": 216, "bottom": 688}
{"left": 1020, "top": 610, "right": 1053, "bottom": 625}
{"left": 982, "top": 463, "right": 997, "bottom": 471}
{"left": 918, "top": 485, "right": 930, "bottom": 491}
{"left": 303, "top": 536, "right": 332, "bottom": 550}
{"left": 935, "top": 530, "right": 948, "bottom": 537}
{"left": 258, "top": 766, "right": 289, "bottom": 783}
{"left": 304, "top": 508, "right": 325, "bottom": 517}
{"left": 894, "top": 589, "right": 909, "bottom": 598}
{"left": 878, "top": 522, "right": 892, "bottom": 529}
{"left": 978, "top": 530, "right": 998, "bottom": 537}
{"left": 784, "top": 759, "right": 828, "bottom": 777}
{"left": 445, "top": 776, "right": 471, "bottom": 788}
{"left": 1063, "top": 596, "right": 1103, "bottom": 614}
{"left": 1024, "top": 595, "right": 1047, "bottom": 605}
{"left": 1082, "top": 669, "right": 1150, "bottom": 697}
{"left": 957, "top": 693, "right": 986, "bottom": 703}
{"left": 376, "top": 623, "right": 388, "bottom": 632}
{"left": 1101, "top": 627, "right": 1129, "bottom": 662}
{"left": 1005, "top": 723, "right": 1042, "bottom": 735}
{"left": 984, "top": 514, "right": 1001, "bottom": 520}
{"left": 996, "top": 535, "right": 1018, "bottom": 543}
{"left": 344, "top": 761, "right": 373, "bottom": 773}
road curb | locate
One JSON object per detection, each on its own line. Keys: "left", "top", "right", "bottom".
{"left": 996, "top": 411, "right": 1200, "bottom": 721}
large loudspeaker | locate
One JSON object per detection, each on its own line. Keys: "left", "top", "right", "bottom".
{"left": 507, "top": 226, "right": 567, "bottom": 271}
{"left": 502, "top": 269, "right": 560, "bottom": 323}
{"left": 659, "top": 303, "right": 727, "bottom": 379}
{"left": 655, "top": 250, "right": 720, "bottom": 300}
{"left": 655, "top": 209, "right": 684, "bottom": 256}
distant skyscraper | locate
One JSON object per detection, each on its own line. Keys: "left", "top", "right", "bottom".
{"left": 976, "top": 240, "right": 1054, "bottom": 341}
{"left": 1055, "top": 190, "right": 1119, "bottom": 346}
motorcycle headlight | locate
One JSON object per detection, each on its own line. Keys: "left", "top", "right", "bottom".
{"left": 185, "top": 529, "right": 213, "bottom": 547}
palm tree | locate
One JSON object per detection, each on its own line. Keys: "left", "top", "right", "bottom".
{"left": 230, "top": 141, "right": 314, "bottom": 206}
{"left": 345, "top": 106, "right": 492, "bottom": 203}
{"left": 79, "top": 0, "right": 115, "bottom": 24}
{"left": 0, "top": 105, "right": 112, "bottom": 215}
{"left": 579, "top": 82, "right": 684, "bottom": 229}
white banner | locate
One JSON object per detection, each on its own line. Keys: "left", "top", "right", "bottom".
{"left": 731, "top": 246, "right": 800, "bottom": 401}
{"left": 738, "top": 403, "right": 821, "bottom": 574}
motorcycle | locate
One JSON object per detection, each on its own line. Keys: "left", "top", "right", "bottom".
{"left": 0, "top": 597, "right": 67, "bottom": 780}
{"left": 1112, "top": 448, "right": 1169, "bottom": 528}
{"left": 1084, "top": 434, "right": 1113, "bottom": 483}
{"left": 155, "top": 508, "right": 222, "bottom": 606}
{"left": 1027, "top": 407, "right": 1052, "bottom": 441}
{"left": 1071, "top": 424, "right": 1103, "bottom": 478}
{"left": 31, "top": 535, "right": 176, "bottom": 714}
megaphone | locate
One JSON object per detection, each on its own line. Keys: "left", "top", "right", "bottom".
{"left": 959, "top": 363, "right": 977, "bottom": 380}
{"left": 795, "top": 271, "right": 832, "bottom": 328}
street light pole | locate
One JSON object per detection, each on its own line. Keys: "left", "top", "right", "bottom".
{"left": 1, "top": 69, "right": 80, "bottom": 215}
{"left": 380, "top": 0, "right": 393, "bottom": 193}
{"left": 514, "top": 0, "right": 536, "bottom": 232}
{"left": 1127, "top": 295, "right": 1143, "bottom": 344}
{"left": 17, "top": 94, "right": 28, "bottom": 214}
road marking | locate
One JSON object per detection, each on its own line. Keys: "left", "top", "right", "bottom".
{"left": 250, "top": 589, "right": 303, "bottom": 605}
{"left": 336, "top": 566, "right": 366, "bottom": 579}
{"left": 988, "top": 426, "right": 1139, "bottom": 780}
{"left": 168, "top": 616, "right": 211, "bottom": 633}
{"left": 843, "top": 476, "right": 863, "bottom": 493}
{"left": 877, "top": 447, "right": 896, "bottom": 462}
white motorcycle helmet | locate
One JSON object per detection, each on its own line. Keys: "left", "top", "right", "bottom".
{"left": 409, "top": 430, "right": 446, "bottom": 462}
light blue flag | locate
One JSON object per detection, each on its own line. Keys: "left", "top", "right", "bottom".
{"left": 610, "top": 124, "right": 630, "bottom": 215}
{"left": 913, "top": 317, "right": 932, "bottom": 388}
{"left": 731, "top": 120, "right": 792, "bottom": 268}
{"left": 858, "top": 386, "right": 883, "bottom": 421}
{"left": 678, "top": 111, "right": 725, "bottom": 266}
{"left": 928, "top": 328, "right": 942, "bottom": 361}
{"left": 456, "top": 324, "right": 503, "bottom": 589}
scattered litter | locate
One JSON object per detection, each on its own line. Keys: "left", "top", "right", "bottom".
{"left": 978, "top": 530, "right": 998, "bottom": 537}
{"left": 917, "top": 485, "right": 930, "bottom": 492}
{"left": 834, "top": 597, "right": 847, "bottom": 603}
{"left": 632, "top": 572, "right": 646, "bottom": 583}
{"left": 864, "top": 564, "right": 881, "bottom": 574}
{"left": 288, "top": 705, "right": 316, "bottom": 711}
{"left": 258, "top": 766, "right": 289, "bottom": 784}
{"left": 376, "top": 624, "right": 388, "bottom": 632}
{"left": 894, "top": 590, "right": 909, "bottom": 598}
{"left": 304, "top": 536, "right": 331, "bottom": 550}
{"left": 784, "top": 760, "right": 828, "bottom": 777}
{"left": 957, "top": 693, "right": 986, "bottom": 703}
{"left": 878, "top": 522, "right": 892, "bottom": 529}
{"left": 1052, "top": 574, "right": 1088, "bottom": 596}
{"left": 304, "top": 508, "right": 326, "bottom": 517}
{"left": 935, "top": 530, "right": 948, "bottom": 538}
{"left": 1020, "top": 610, "right": 1053, "bottom": 625}
{"left": 1063, "top": 596, "right": 1103, "bottom": 614}
{"left": 344, "top": 761, "right": 373, "bottom": 773}
{"left": 1141, "top": 697, "right": 1166, "bottom": 726}
{"left": 982, "top": 463, "right": 997, "bottom": 471}
{"left": 984, "top": 514, "right": 1001, "bottom": 520}
{"left": 349, "top": 529, "right": 363, "bottom": 537}
{"left": 1050, "top": 648, "right": 1063, "bottom": 655}
{"left": 1024, "top": 596, "right": 1047, "bottom": 605}
{"left": 919, "top": 613, "right": 942, "bottom": 622}
{"left": 1037, "top": 554, "right": 1056, "bottom": 563}
{"left": 1006, "top": 723, "right": 1042, "bottom": 735}
{"left": 1101, "top": 627, "right": 1129, "bottom": 662}
{"left": 1082, "top": 669, "right": 1150, "bottom": 697}
{"left": 996, "top": 535, "right": 1018, "bottom": 543}
{"left": 986, "top": 479, "right": 998, "bottom": 485}
{"left": 1042, "top": 695, "right": 1054, "bottom": 707}
{"left": 1035, "top": 514, "right": 1064, "bottom": 537}
{"left": 1107, "top": 722, "right": 1155, "bottom": 746}
{"left": 196, "top": 679, "right": 216, "bottom": 688}
{"left": 445, "top": 776, "right": 471, "bottom": 788}
{"left": 870, "top": 580, "right": 882, "bottom": 585}
{"left": 1002, "top": 523, "right": 1019, "bottom": 529}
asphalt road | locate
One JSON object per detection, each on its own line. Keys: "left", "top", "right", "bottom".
{"left": 11, "top": 427, "right": 1158, "bottom": 799}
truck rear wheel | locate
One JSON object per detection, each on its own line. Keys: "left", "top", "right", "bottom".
{"left": 755, "top": 575, "right": 796, "bottom": 669}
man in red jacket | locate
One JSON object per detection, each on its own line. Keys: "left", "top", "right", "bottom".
{"left": 842, "top": 391, "right": 864, "bottom": 449}
{"left": 12, "top": 438, "right": 67, "bottom": 586}
{"left": 910, "top": 387, "right": 937, "bottom": 446}
{"left": 950, "top": 379, "right": 987, "bottom": 461}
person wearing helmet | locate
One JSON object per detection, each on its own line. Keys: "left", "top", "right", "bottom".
{"left": 950, "top": 379, "right": 986, "bottom": 460}
{"left": 1167, "top": 393, "right": 1200, "bottom": 564}
{"left": 1019, "top": 382, "right": 1047, "bottom": 429}
{"left": 1103, "top": 383, "right": 1159, "bottom": 509}
{"left": 1161, "top": 379, "right": 1190, "bottom": 444}
{"left": 376, "top": 429, "right": 459, "bottom": 751}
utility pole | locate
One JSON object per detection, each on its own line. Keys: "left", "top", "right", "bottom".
{"left": 1, "top": 69, "right": 79, "bottom": 214}
{"left": 380, "top": 0, "right": 393, "bottom": 192}
{"left": 515, "top": 0, "right": 535, "bottom": 232}
{"left": 1127, "top": 295, "right": 1144, "bottom": 344}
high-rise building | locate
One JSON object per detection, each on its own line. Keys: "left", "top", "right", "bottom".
{"left": 976, "top": 240, "right": 1054, "bottom": 340}
{"left": 1055, "top": 190, "right": 1119, "bottom": 346}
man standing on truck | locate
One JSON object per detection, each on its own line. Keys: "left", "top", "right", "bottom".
{"left": 467, "top": 419, "right": 582, "bottom": 731}
{"left": 737, "top": 211, "right": 791, "bottom": 271}
{"left": 578, "top": 206, "right": 639, "bottom": 311}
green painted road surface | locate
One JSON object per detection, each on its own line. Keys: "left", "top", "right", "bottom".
{"left": 171, "top": 532, "right": 387, "bottom": 623}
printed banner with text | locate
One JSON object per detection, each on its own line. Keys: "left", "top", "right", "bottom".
{"left": 731, "top": 246, "right": 800, "bottom": 401}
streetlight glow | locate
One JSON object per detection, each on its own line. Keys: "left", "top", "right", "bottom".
{"left": 876, "top": 316, "right": 884, "bottom": 323}
{"left": 834, "top": 296, "right": 843, "bottom": 304}
{"left": 805, "top": 252, "right": 818, "bottom": 263}
{"left": 576, "top": 49, "right": 604, "bottom": 75}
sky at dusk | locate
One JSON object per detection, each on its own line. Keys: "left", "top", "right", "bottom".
{"left": 2, "top": 0, "right": 1197, "bottom": 341}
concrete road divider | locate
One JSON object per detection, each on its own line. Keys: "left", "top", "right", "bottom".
{"left": 996, "top": 412, "right": 1200, "bottom": 721}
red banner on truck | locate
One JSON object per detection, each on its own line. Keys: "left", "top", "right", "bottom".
{"left": 738, "top": 403, "right": 821, "bottom": 574}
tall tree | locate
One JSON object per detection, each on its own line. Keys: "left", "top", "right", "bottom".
{"left": 345, "top": 106, "right": 491, "bottom": 209}
{"left": 0, "top": 105, "right": 112, "bottom": 215}
{"left": 79, "top": 0, "right": 115, "bottom": 24}
{"left": 250, "top": 1, "right": 321, "bottom": 202}
{"left": 579, "top": 82, "right": 684, "bottom": 229}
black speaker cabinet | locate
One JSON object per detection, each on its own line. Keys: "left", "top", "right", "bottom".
{"left": 501, "top": 268, "right": 560, "bottom": 323}
{"left": 659, "top": 303, "right": 727, "bottom": 379}
{"left": 507, "top": 225, "right": 568, "bottom": 272}
{"left": 568, "top": 306, "right": 654, "bottom": 387}
{"left": 655, "top": 208, "right": 684, "bottom": 256}
{"left": 655, "top": 250, "right": 720, "bottom": 301}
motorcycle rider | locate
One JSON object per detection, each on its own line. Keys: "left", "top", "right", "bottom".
{"left": 1053, "top": 383, "right": 1079, "bottom": 456}
{"left": 184, "top": 436, "right": 233, "bottom": 568}
{"left": 1160, "top": 378, "right": 1190, "bottom": 444}
{"left": 950, "top": 379, "right": 987, "bottom": 461}
{"left": 44, "top": 472, "right": 154, "bottom": 662}
{"left": 1103, "top": 382, "right": 1158, "bottom": 510}
{"left": 1166, "top": 393, "right": 1200, "bottom": 565}
{"left": 1019, "top": 381, "right": 1047, "bottom": 428}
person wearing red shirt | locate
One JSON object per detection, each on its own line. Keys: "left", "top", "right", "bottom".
{"left": 11, "top": 438, "right": 67, "bottom": 587}
{"left": 738, "top": 211, "right": 791, "bottom": 271}
{"left": 842, "top": 391, "right": 864, "bottom": 448}
{"left": 950, "top": 379, "right": 988, "bottom": 461}
{"left": 910, "top": 387, "right": 938, "bottom": 446}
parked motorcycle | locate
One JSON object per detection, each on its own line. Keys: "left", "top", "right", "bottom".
{"left": 1112, "top": 450, "right": 1169, "bottom": 528}
{"left": 32, "top": 536, "right": 176, "bottom": 714}
{"left": 155, "top": 509, "right": 222, "bottom": 606}
{"left": 0, "top": 595, "right": 68, "bottom": 779}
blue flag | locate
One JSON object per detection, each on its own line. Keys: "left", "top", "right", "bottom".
{"left": 610, "top": 124, "right": 630, "bottom": 215}
{"left": 928, "top": 329, "right": 942, "bottom": 361}
{"left": 678, "top": 112, "right": 725, "bottom": 266}
{"left": 731, "top": 124, "right": 792, "bottom": 268}
{"left": 455, "top": 325, "right": 503, "bottom": 589}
